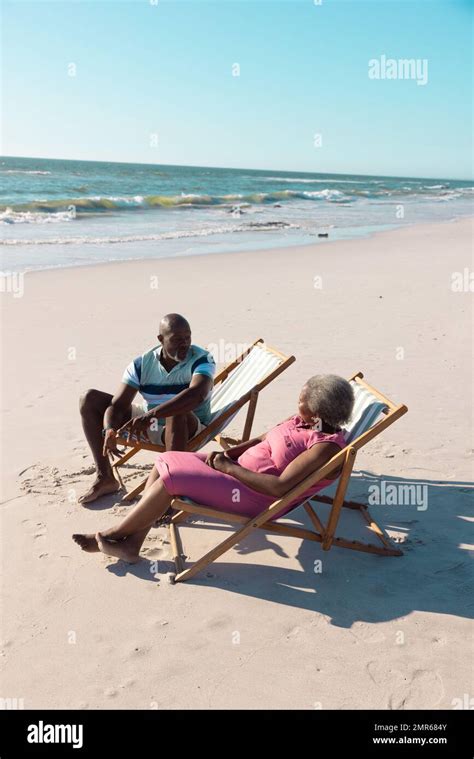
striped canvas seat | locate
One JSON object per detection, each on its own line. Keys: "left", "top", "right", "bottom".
{"left": 197, "top": 343, "right": 286, "bottom": 445}
{"left": 343, "top": 380, "right": 387, "bottom": 443}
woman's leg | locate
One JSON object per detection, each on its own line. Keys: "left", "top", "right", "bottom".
{"left": 145, "top": 464, "right": 159, "bottom": 489}
{"left": 95, "top": 478, "right": 174, "bottom": 561}
{"left": 73, "top": 473, "right": 173, "bottom": 560}
{"left": 99, "top": 478, "right": 172, "bottom": 538}
{"left": 73, "top": 463, "right": 161, "bottom": 553}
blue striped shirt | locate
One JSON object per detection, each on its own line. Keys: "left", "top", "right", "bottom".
{"left": 122, "top": 344, "right": 215, "bottom": 423}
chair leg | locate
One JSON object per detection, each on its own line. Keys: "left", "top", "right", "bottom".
{"left": 322, "top": 447, "right": 357, "bottom": 551}
{"left": 121, "top": 476, "right": 147, "bottom": 502}
{"left": 112, "top": 444, "right": 145, "bottom": 498}
{"left": 169, "top": 523, "right": 186, "bottom": 574}
{"left": 332, "top": 533, "right": 402, "bottom": 557}
{"left": 174, "top": 514, "right": 262, "bottom": 583}
{"left": 358, "top": 505, "right": 403, "bottom": 555}
{"left": 171, "top": 510, "right": 189, "bottom": 525}
{"left": 308, "top": 492, "right": 403, "bottom": 557}
{"left": 112, "top": 443, "right": 142, "bottom": 468}
{"left": 115, "top": 469, "right": 125, "bottom": 491}
{"left": 242, "top": 390, "right": 259, "bottom": 442}
{"left": 215, "top": 435, "right": 240, "bottom": 450}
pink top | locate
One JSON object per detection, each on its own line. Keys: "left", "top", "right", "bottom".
{"left": 237, "top": 415, "right": 347, "bottom": 506}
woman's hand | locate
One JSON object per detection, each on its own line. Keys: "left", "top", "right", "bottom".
{"left": 205, "top": 450, "right": 221, "bottom": 468}
{"left": 211, "top": 452, "right": 234, "bottom": 474}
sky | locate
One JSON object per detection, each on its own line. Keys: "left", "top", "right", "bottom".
{"left": 1, "top": 0, "right": 472, "bottom": 179}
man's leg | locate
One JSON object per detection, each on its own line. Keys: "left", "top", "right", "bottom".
{"left": 78, "top": 388, "right": 131, "bottom": 503}
{"left": 163, "top": 412, "right": 199, "bottom": 451}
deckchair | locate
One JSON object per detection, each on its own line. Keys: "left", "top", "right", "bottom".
{"left": 112, "top": 339, "right": 295, "bottom": 500}
{"left": 166, "top": 372, "right": 408, "bottom": 583}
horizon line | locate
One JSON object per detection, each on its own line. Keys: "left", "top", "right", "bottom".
{"left": 1, "top": 154, "right": 471, "bottom": 184}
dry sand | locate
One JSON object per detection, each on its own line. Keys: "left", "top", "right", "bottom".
{"left": 1, "top": 218, "right": 473, "bottom": 709}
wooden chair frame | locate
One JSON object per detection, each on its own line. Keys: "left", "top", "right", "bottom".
{"left": 112, "top": 339, "right": 295, "bottom": 501}
{"left": 166, "top": 372, "right": 408, "bottom": 583}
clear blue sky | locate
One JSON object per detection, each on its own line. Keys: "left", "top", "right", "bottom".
{"left": 2, "top": 0, "right": 472, "bottom": 178}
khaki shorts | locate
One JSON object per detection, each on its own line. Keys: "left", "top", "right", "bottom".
{"left": 131, "top": 404, "right": 206, "bottom": 445}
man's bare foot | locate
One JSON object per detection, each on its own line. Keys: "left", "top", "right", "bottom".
{"left": 78, "top": 476, "right": 121, "bottom": 505}
{"left": 72, "top": 533, "right": 100, "bottom": 552}
{"left": 96, "top": 532, "right": 140, "bottom": 564}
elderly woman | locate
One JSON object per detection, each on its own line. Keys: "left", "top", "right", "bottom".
{"left": 73, "top": 374, "right": 354, "bottom": 563}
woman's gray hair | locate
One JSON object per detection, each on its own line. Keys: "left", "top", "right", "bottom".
{"left": 303, "top": 374, "right": 354, "bottom": 429}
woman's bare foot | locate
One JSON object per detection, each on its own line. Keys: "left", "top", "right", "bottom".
{"left": 78, "top": 476, "right": 121, "bottom": 505}
{"left": 72, "top": 533, "right": 100, "bottom": 552}
{"left": 96, "top": 532, "right": 140, "bottom": 564}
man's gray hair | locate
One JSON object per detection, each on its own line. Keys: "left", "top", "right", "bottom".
{"left": 304, "top": 374, "right": 354, "bottom": 429}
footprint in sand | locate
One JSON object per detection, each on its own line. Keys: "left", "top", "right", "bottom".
{"left": 129, "top": 645, "right": 151, "bottom": 658}
{"left": 142, "top": 547, "right": 164, "bottom": 560}
{"left": 111, "top": 505, "right": 130, "bottom": 517}
{"left": 0, "top": 639, "right": 12, "bottom": 658}
{"left": 204, "top": 614, "right": 233, "bottom": 630}
{"left": 367, "top": 661, "right": 406, "bottom": 687}
{"left": 62, "top": 466, "right": 96, "bottom": 478}
{"left": 367, "top": 661, "right": 444, "bottom": 708}
{"left": 119, "top": 678, "right": 136, "bottom": 689}
{"left": 389, "top": 670, "right": 444, "bottom": 709}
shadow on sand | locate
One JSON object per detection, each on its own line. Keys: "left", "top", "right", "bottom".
{"left": 159, "top": 471, "right": 474, "bottom": 627}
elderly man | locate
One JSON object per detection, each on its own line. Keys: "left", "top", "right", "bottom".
{"left": 78, "top": 313, "right": 215, "bottom": 504}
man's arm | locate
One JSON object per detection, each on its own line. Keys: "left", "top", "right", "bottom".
{"left": 104, "top": 383, "right": 138, "bottom": 430}
{"left": 145, "top": 373, "right": 213, "bottom": 419}
{"left": 101, "top": 383, "right": 138, "bottom": 456}
{"left": 117, "top": 374, "right": 213, "bottom": 441}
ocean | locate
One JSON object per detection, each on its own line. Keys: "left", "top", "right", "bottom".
{"left": 1, "top": 156, "right": 472, "bottom": 272}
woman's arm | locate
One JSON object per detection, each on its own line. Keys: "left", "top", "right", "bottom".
{"left": 224, "top": 433, "right": 266, "bottom": 459}
{"left": 211, "top": 442, "right": 343, "bottom": 498}
{"left": 205, "top": 434, "right": 266, "bottom": 467}
{"left": 215, "top": 414, "right": 294, "bottom": 460}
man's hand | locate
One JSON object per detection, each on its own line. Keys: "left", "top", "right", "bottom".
{"left": 117, "top": 414, "right": 152, "bottom": 443}
{"left": 102, "top": 429, "right": 122, "bottom": 459}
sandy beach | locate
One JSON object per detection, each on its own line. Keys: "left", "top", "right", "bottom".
{"left": 1, "top": 217, "right": 472, "bottom": 710}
